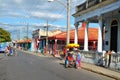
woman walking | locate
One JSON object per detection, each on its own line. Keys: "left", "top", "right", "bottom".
{"left": 75, "top": 50, "right": 81, "bottom": 69}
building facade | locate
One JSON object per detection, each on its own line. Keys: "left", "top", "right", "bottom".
{"left": 73, "top": 0, "right": 120, "bottom": 52}
{"left": 32, "top": 29, "right": 40, "bottom": 52}
{"left": 32, "top": 29, "right": 62, "bottom": 53}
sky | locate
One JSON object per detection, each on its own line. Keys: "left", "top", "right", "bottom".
{"left": 0, "top": 0, "right": 99, "bottom": 40}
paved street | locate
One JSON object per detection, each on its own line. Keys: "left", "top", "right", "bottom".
{"left": 0, "top": 51, "right": 115, "bottom": 80}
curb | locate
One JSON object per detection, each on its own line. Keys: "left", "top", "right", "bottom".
{"left": 82, "top": 67, "right": 120, "bottom": 80}
{"left": 18, "top": 49, "right": 52, "bottom": 57}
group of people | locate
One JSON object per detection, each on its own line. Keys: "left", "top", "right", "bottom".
{"left": 64, "top": 48, "right": 81, "bottom": 69}
{"left": 4, "top": 45, "right": 14, "bottom": 56}
{"left": 64, "top": 48, "right": 115, "bottom": 69}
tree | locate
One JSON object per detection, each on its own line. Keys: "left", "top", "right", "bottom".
{"left": 0, "top": 28, "right": 11, "bottom": 42}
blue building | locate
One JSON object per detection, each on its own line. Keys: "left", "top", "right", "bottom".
{"left": 73, "top": 0, "right": 120, "bottom": 53}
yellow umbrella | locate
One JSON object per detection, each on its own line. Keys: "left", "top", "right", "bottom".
{"left": 66, "top": 43, "right": 80, "bottom": 48}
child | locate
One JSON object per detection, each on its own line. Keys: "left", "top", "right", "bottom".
{"left": 76, "top": 50, "right": 81, "bottom": 69}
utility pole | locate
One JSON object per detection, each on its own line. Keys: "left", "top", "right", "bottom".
{"left": 19, "top": 29, "right": 20, "bottom": 40}
{"left": 48, "top": 0, "right": 71, "bottom": 45}
{"left": 46, "top": 20, "right": 48, "bottom": 54}
{"left": 26, "top": 23, "right": 29, "bottom": 50}
{"left": 17, "top": 30, "right": 20, "bottom": 40}
{"left": 66, "top": 0, "right": 70, "bottom": 45}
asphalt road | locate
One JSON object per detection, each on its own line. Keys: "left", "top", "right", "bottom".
{"left": 0, "top": 51, "right": 115, "bottom": 80}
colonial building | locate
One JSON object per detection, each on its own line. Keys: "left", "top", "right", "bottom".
{"left": 49, "top": 23, "right": 98, "bottom": 51}
{"left": 73, "top": 0, "right": 120, "bottom": 52}
{"left": 32, "top": 29, "right": 62, "bottom": 52}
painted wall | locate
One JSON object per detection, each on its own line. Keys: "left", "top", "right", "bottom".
{"left": 80, "top": 51, "right": 120, "bottom": 70}
{"left": 104, "top": 17, "right": 111, "bottom": 51}
{"left": 104, "top": 14, "right": 120, "bottom": 52}
{"left": 118, "top": 17, "right": 120, "bottom": 52}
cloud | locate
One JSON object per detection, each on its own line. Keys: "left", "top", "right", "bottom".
{"left": 15, "top": 0, "right": 23, "bottom": 3}
{"left": 30, "top": 11, "right": 64, "bottom": 20}
{"left": 0, "top": 0, "right": 86, "bottom": 20}
{"left": 0, "top": 0, "right": 86, "bottom": 39}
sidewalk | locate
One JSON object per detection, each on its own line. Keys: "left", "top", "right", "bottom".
{"left": 55, "top": 55, "right": 120, "bottom": 80}
{"left": 18, "top": 50, "right": 120, "bottom": 80}
{"left": 82, "top": 62, "right": 120, "bottom": 80}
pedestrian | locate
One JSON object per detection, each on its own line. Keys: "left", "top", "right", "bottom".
{"left": 63, "top": 47, "right": 66, "bottom": 58}
{"left": 9, "top": 46, "right": 13, "bottom": 56}
{"left": 5, "top": 46, "right": 9, "bottom": 56}
{"left": 108, "top": 50, "right": 114, "bottom": 67}
{"left": 104, "top": 51, "right": 109, "bottom": 68}
{"left": 44, "top": 46, "right": 46, "bottom": 54}
{"left": 13, "top": 48, "right": 16, "bottom": 56}
{"left": 75, "top": 50, "right": 81, "bottom": 69}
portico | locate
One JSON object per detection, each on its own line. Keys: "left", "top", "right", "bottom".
{"left": 73, "top": 0, "right": 120, "bottom": 52}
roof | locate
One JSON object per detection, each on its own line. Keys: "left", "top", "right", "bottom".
{"left": 16, "top": 39, "right": 32, "bottom": 43}
{"left": 49, "top": 22, "right": 98, "bottom": 42}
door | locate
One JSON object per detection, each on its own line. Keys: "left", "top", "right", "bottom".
{"left": 110, "top": 20, "right": 118, "bottom": 52}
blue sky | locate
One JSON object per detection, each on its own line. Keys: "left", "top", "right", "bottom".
{"left": 0, "top": 0, "right": 99, "bottom": 40}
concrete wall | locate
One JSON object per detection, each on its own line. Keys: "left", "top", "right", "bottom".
{"left": 80, "top": 51, "right": 120, "bottom": 70}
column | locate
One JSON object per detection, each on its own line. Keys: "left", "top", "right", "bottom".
{"left": 86, "top": 0, "right": 88, "bottom": 8}
{"left": 54, "top": 39, "right": 57, "bottom": 56}
{"left": 32, "top": 39, "right": 35, "bottom": 51}
{"left": 97, "top": 16, "right": 103, "bottom": 52}
{"left": 99, "top": 0, "right": 102, "bottom": 2}
{"left": 84, "top": 21, "right": 89, "bottom": 51}
{"left": 74, "top": 22, "right": 79, "bottom": 44}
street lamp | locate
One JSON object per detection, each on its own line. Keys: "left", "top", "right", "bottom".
{"left": 48, "top": 0, "right": 71, "bottom": 45}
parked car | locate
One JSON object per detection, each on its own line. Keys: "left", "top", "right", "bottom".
{"left": 0, "top": 46, "right": 5, "bottom": 53}
{"left": 0, "top": 42, "right": 7, "bottom": 53}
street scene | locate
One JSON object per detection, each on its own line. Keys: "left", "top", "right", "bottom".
{"left": 0, "top": 50, "right": 116, "bottom": 80}
{"left": 0, "top": 0, "right": 120, "bottom": 80}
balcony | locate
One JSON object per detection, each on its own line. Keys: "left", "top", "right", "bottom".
{"left": 74, "top": 0, "right": 117, "bottom": 17}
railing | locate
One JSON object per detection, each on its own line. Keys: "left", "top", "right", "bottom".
{"left": 88, "top": 0, "right": 100, "bottom": 8}
{"left": 76, "top": 0, "right": 108, "bottom": 13}
{"left": 111, "top": 53, "right": 120, "bottom": 69}
{"left": 80, "top": 51, "right": 120, "bottom": 70}
{"left": 77, "top": 2, "right": 86, "bottom": 12}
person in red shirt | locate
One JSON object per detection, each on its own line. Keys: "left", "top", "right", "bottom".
{"left": 65, "top": 53, "right": 74, "bottom": 67}
{"left": 63, "top": 48, "right": 66, "bottom": 57}
{"left": 67, "top": 54, "right": 74, "bottom": 61}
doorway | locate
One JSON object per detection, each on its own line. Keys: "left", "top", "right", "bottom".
{"left": 110, "top": 20, "right": 118, "bottom": 52}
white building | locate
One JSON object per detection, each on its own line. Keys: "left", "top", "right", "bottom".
{"left": 73, "top": 0, "right": 120, "bottom": 52}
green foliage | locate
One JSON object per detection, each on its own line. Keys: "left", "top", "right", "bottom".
{"left": 0, "top": 28, "right": 11, "bottom": 42}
